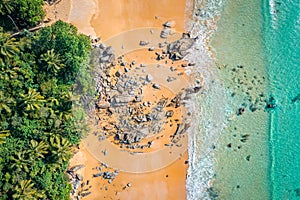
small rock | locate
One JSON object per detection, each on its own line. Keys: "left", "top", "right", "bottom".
{"left": 115, "top": 71, "right": 121, "bottom": 77}
{"left": 81, "top": 192, "right": 91, "bottom": 197}
{"left": 148, "top": 47, "right": 154, "bottom": 51}
{"left": 139, "top": 40, "right": 149, "bottom": 46}
{"left": 146, "top": 74, "right": 154, "bottom": 82}
{"left": 159, "top": 43, "right": 166, "bottom": 48}
{"left": 102, "top": 149, "right": 107, "bottom": 156}
{"left": 246, "top": 155, "right": 251, "bottom": 161}
{"left": 237, "top": 107, "right": 245, "bottom": 115}
{"left": 167, "top": 77, "right": 176, "bottom": 82}
{"left": 163, "top": 20, "right": 176, "bottom": 28}
{"left": 76, "top": 174, "right": 83, "bottom": 181}
{"left": 152, "top": 83, "right": 160, "bottom": 89}
{"left": 166, "top": 110, "right": 174, "bottom": 118}
{"left": 181, "top": 63, "right": 188, "bottom": 68}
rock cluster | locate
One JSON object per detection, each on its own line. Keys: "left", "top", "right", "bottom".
{"left": 88, "top": 27, "right": 201, "bottom": 153}
{"left": 68, "top": 165, "right": 93, "bottom": 199}
{"left": 167, "top": 33, "right": 195, "bottom": 60}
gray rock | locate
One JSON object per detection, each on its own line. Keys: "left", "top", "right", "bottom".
{"left": 181, "top": 63, "right": 188, "bottom": 68}
{"left": 160, "top": 27, "right": 171, "bottom": 38}
{"left": 76, "top": 174, "right": 83, "bottom": 181}
{"left": 166, "top": 110, "right": 174, "bottom": 118}
{"left": 146, "top": 74, "right": 154, "bottom": 82}
{"left": 152, "top": 83, "right": 160, "bottom": 89}
{"left": 163, "top": 20, "right": 176, "bottom": 28}
{"left": 148, "top": 47, "right": 155, "bottom": 51}
{"left": 167, "top": 77, "right": 176, "bottom": 82}
{"left": 159, "top": 43, "right": 166, "bottom": 48}
{"left": 81, "top": 192, "right": 91, "bottom": 197}
{"left": 115, "top": 71, "right": 121, "bottom": 77}
{"left": 139, "top": 40, "right": 149, "bottom": 46}
{"left": 93, "top": 173, "right": 103, "bottom": 177}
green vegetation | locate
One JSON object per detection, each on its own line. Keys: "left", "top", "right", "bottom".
{"left": 0, "top": 19, "right": 92, "bottom": 199}
{"left": 0, "top": 0, "right": 45, "bottom": 31}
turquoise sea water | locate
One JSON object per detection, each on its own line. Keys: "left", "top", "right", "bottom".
{"left": 211, "top": 0, "right": 270, "bottom": 199}
{"left": 263, "top": 0, "right": 300, "bottom": 199}
{"left": 187, "top": 0, "right": 299, "bottom": 199}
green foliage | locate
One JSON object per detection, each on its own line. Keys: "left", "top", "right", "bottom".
{"left": 0, "top": 20, "right": 92, "bottom": 199}
{"left": 0, "top": 0, "right": 45, "bottom": 29}
{"left": 0, "top": 0, "right": 14, "bottom": 15}
{"left": 0, "top": 31, "right": 20, "bottom": 66}
{"left": 39, "top": 49, "right": 65, "bottom": 75}
{"left": 20, "top": 88, "right": 46, "bottom": 112}
{"left": 12, "top": 179, "right": 45, "bottom": 199}
{"left": 15, "top": 0, "right": 45, "bottom": 26}
{"left": 33, "top": 20, "right": 92, "bottom": 83}
{"left": 0, "top": 130, "right": 9, "bottom": 144}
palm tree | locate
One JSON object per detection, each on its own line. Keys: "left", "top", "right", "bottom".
{"left": 20, "top": 88, "right": 46, "bottom": 112}
{"left": 0, "top": 31, "right": 20, "bottom": 66}
{"left": 47, "top": 97, "right": 59, "bottom": 107}
{"left": 0, "top": 91, "right": 14, "bottom": 114}
{"left": 10, "top": 151, "right": 31, "bottom": 173}
{"left": 49, "top": 135, "right": 72, "bottom": 163}
{"left": 29, "top": 140, "right": 49, "bottom": 159}
{"left": 58, "top": 109, "right": 73, "bottom": 121}
{"left": 0, "top": 130, "right": 10, "bottom": 144}
{"left": 12, "top": 180, "right": 45, "bottom": 200}
{"left": 0, "top": 0, "right": 14, "bottom": 15}
{"left": 39, "top": 49, "right": 65, "bottom": 74}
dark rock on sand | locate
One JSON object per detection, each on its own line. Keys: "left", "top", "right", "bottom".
{"left": 163, "top": 20, "right": 176, "bottom": 28}
{"left": 152, "top": 83, "right": 161, "bottom": 89}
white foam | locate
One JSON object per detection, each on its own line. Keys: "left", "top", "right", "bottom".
{"left": 184, "top": 0, "right": 227, "bottom": 199}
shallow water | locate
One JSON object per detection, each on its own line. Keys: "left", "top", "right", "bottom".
{"left": 211, "top": 0, "right": 270, "bottom": 199}
{"left": 186, "top": 0, "right": 271, "bottom": 199}
{"left": 187, "top": 0, "right": 299, "bottom": 199}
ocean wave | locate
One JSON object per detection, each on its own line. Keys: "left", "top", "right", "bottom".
{"left": 184, "top": 0, "right": 227, "bottom": 199}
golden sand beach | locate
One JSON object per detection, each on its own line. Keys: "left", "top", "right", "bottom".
{"left": 47, "top": 0, "right": 190, "bottom": 199}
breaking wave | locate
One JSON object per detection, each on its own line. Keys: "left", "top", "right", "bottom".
{"left": 184, "top": 0, "right": 228, "bottom": 199}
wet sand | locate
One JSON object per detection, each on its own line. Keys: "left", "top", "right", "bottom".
{"left": 64, "top": 0, "right": 189, "bottom": 199}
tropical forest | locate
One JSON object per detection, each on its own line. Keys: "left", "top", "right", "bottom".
{"left": 0, "top": 0, "right": 93, "bottom": 199}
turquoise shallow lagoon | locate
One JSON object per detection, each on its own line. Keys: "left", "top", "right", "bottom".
{"left": 188, "top": 0, "right": 299, "bottom": 199}
{"left": 211, "top": 0, "right": 270, "bottom": 199}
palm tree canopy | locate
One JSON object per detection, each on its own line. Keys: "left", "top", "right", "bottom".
{"left": 0, "top": 0, "right": 14, "bottom": 15}
{"left": 39, "top": 49, "right": 65, "bottom": 74}
{"left": 0, "top": 31, "right": 20, "bottom": 66}
{"left": 12, "top": 179, "right": 45, "bottom": 200}
{"left": 20, "top": 88, "right": 45, "bottom": 111}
